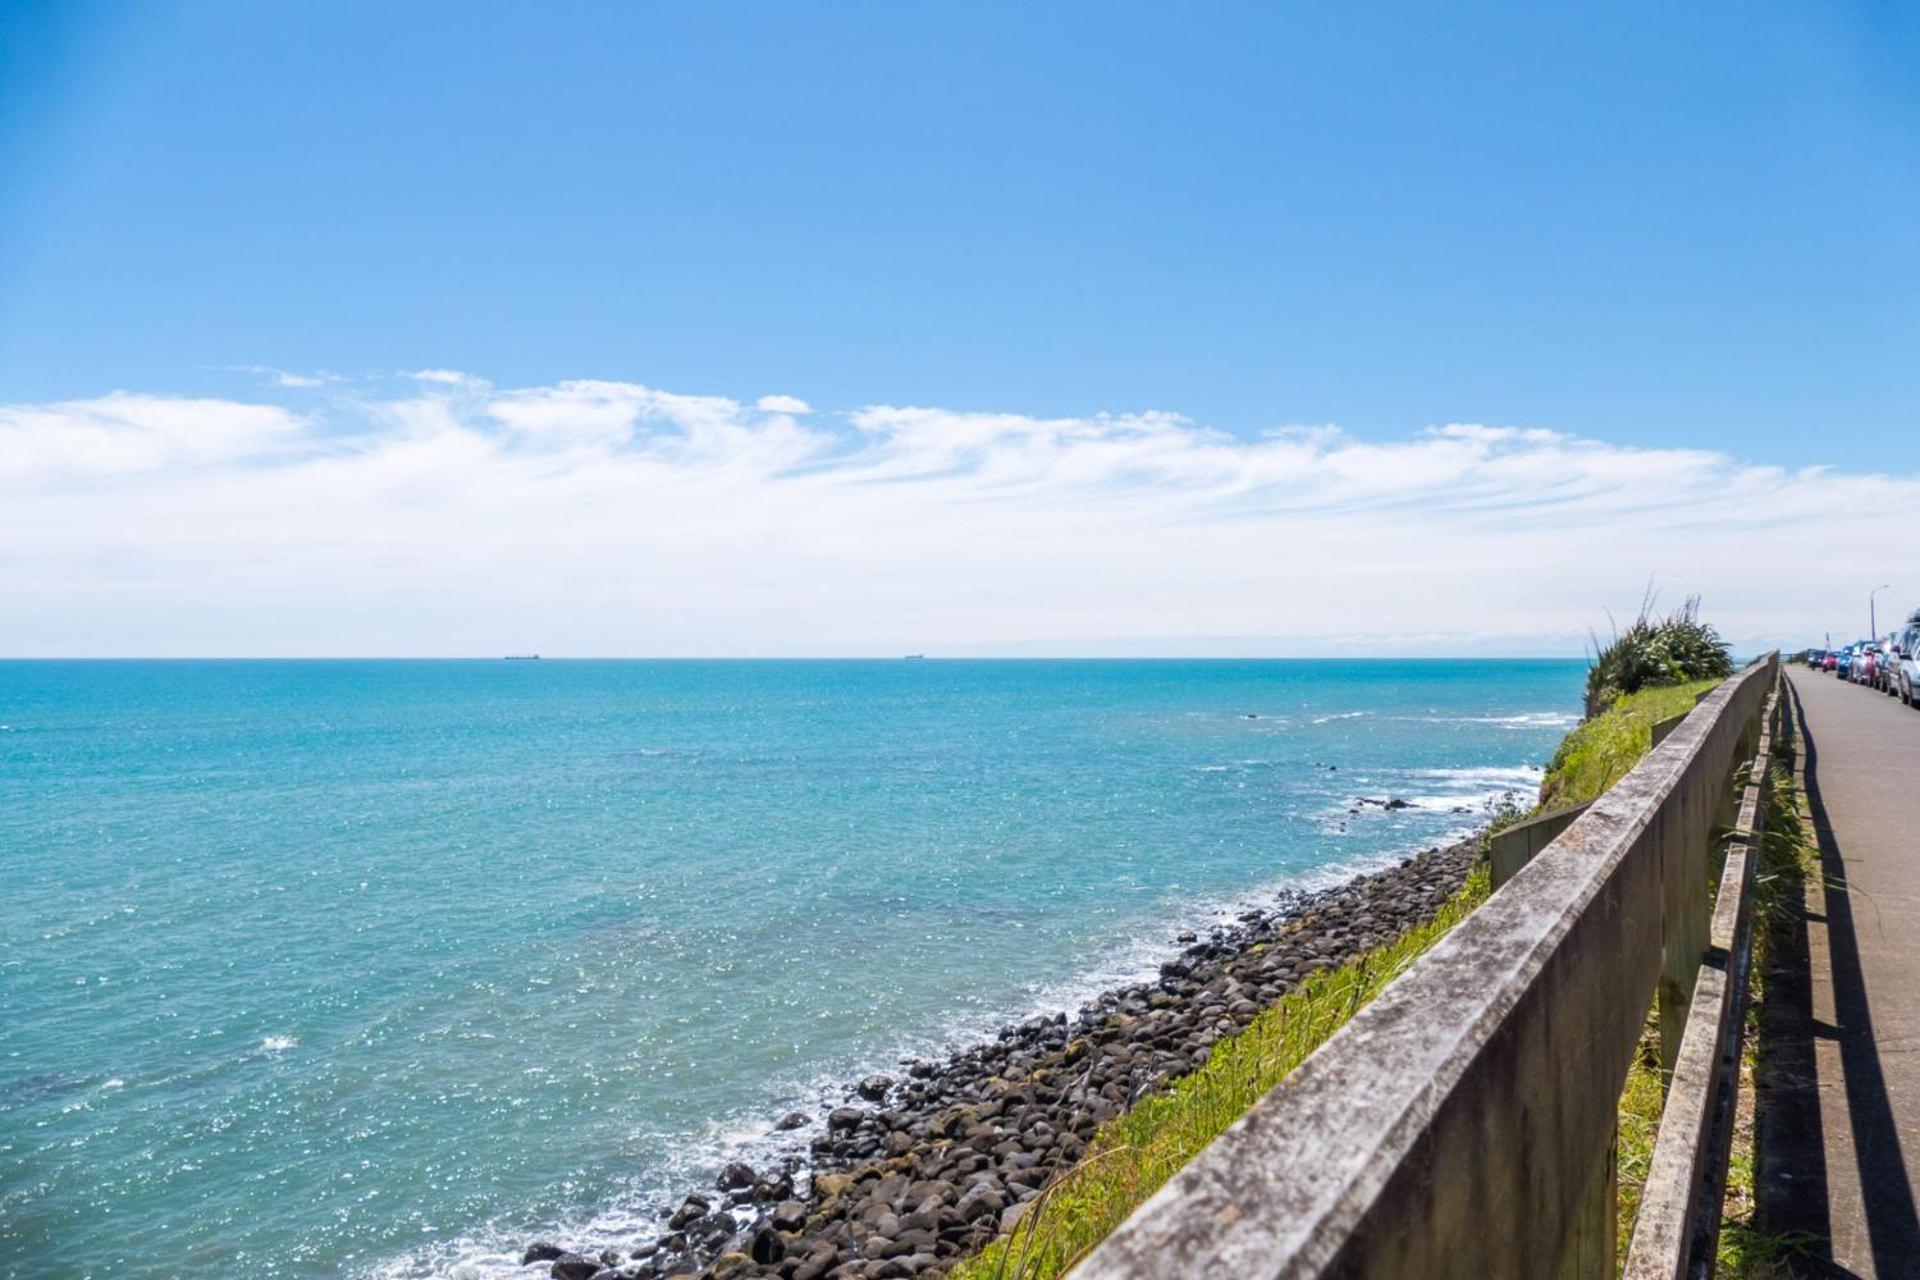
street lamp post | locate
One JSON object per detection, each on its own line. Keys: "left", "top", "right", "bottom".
{"left": 1871, "top": 583, "right": 1892, "bottom": 639}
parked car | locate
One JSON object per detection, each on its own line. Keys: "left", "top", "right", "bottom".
{"left": 1857, "top": 644, "right": 1877, "bottom": 686}
{"left": 1874, "top": 636, "right": 1900, "bottom": 693}
{"left": 1899, "top": 620, "right": 1920, "bottom": 705}
{"left": 1823, "top": 649, "right": 1840, "bottom": 672}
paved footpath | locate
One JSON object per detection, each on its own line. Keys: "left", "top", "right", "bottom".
{"left": 1768, "top": 669, "right": 1920, "bottom": 1278}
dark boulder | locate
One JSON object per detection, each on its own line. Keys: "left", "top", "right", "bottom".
{"left": 774, "top": 1110, "right": 812, "bottom": 1130}
{"left": 717, "top": 1160, "right": 757, "bottom": 1191}
{"left": 666, "top": 1194, "right": 710, "bottom": 1230}
{"left": 522, "top": 1242, "right": 567, "bottom": 1264}
{"left": 549, "top": 1254, "right": 602, "bottom": 1280}
{"left": 749, "top": 1224, "right": 787, "bottom": 1265}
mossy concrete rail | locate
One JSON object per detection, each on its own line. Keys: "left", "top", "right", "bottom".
{"left": 1068, "top": 655, "right": 1779, "bottom": 1280}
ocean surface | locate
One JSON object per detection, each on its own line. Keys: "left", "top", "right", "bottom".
{"left": 0, "top": 659, "right": 1585, "bottom": 1279}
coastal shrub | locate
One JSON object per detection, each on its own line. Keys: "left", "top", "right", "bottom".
{"left": 952, "top": 864, "right": 1491, "bottom": 1280}
{"left": 1584, "top": 596, "right": 1733, "bottom": 717}
{"left": 1538, "top": 678, "right": 1720, "bottom": 810}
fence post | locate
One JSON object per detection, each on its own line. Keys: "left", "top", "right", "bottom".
{"left": 1555, "top": 1129, "right": 1618, "bottom": 1279}
{"left": 1656, "top": 659, "right": 1769, "bottom": 1070}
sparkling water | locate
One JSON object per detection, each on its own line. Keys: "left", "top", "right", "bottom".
{"left": 0, "top": 659, "right": 1583, "bottom": 1279}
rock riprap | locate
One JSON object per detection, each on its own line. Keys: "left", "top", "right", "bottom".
{"left": 525, "top": 838, "right": 1481, "bottom": 1280}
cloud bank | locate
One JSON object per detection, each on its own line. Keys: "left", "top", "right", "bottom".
{"left": 0, "top": 374, "right": 1904, "bottom": 656}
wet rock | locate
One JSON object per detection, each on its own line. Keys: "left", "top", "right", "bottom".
{"left": 828, "top": 1106, "right": 866, "bottom": 1133}
{"left": 717, "top": 1161, "right": 757, "bottom": 1191}
{"left": 775, "top": 1111, "right": 813, "bottom": 1131}
{"left": 523, "top": 1242, "right": 567, "bottom": 1264}
{"left": 550, "top": 1255, "right": 602, "bottom": 1280}
{"left": 856, "top": 1074, "right": 893, "bottom": 1102}
{"left": 666, "top": 1195, "right": 711, "bottom": 1231}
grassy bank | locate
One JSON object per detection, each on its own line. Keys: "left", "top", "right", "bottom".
{"left": 1538, "top": 678, "right": 1721, "bottom": 809}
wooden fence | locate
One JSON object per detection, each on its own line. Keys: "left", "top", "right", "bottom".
{"left": 1068, "top": 655, "right": 1780, "bottom": 1280}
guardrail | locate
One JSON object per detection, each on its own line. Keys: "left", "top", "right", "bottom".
{"left": 1622, "top": 675, "right": 1778, "bottom": 1279}
{"left": 1069, "top": 655, "right": 1780, "bottom": 1280}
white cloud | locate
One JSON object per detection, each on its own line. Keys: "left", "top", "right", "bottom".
{"left": 0, "top": 375, "right": 1905, "bottom": 656}
{"left": 0, "top": 392, "right": 307, "bottom": 482}
{"left": 756, "top": 394, "right": 812, "bottom": 415}
{"left": 407, "top": 368, "right": 472, "bottom": 385}
{"left": 222, "top": 364, "right": 337, "bottom": 389}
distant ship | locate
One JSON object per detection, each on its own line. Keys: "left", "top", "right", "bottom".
{"left": 903, "top": 654, "right": 926, "bottom": 660}
{"left": 504, "top": 654, "right": 541, "bottom": 660}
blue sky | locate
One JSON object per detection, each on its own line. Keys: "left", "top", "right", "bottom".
{"left": 5, "top": 1, "right": 1917, "bottom": 462}
{"left": 2, "top": 2, "right": 1918, "bottom": 656}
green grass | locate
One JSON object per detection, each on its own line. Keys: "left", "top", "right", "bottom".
{"left": 1614, "top": 1013, "right": 1667, "bottom": 1263}
{"left": 952, "top": 864, "right": 1492, "bottom": 1280}
{"left": 1539, "top": 679, "right": 1721, "bottom": 809}
{"left": 1712, "top": 736, "right": 1824, "bottom": 1277}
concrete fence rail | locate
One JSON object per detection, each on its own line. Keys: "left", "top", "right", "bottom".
{"left": 1068, "top": 655, "right": 1780, "bottom": 1280}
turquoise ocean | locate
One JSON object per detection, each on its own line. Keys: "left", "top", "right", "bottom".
{"left": 0, "top": 659, "right": 1585, "bottom": 1279}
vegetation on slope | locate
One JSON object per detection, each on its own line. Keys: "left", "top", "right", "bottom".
{"left": 1538, "top": 678, "right": 1721, "bottom": 810}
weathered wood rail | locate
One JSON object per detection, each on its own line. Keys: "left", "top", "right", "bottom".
{"left": 1068, "top": 655, "right": 1781, "bottom": 1280}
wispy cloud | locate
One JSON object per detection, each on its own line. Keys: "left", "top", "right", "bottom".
{"left": 222, "top": 364, "right": 338, "bottom": 389}
{"left": 0, "top": 374, "right": 1901, "bottom": 655}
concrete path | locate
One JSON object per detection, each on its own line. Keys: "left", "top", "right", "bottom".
{"left": 1765, "top": 669, "right": 1920, "bottom": 1278}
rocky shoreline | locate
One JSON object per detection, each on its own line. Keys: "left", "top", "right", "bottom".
{"left": 522, "top": 835, "right": 1484, "bottom": 1280}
